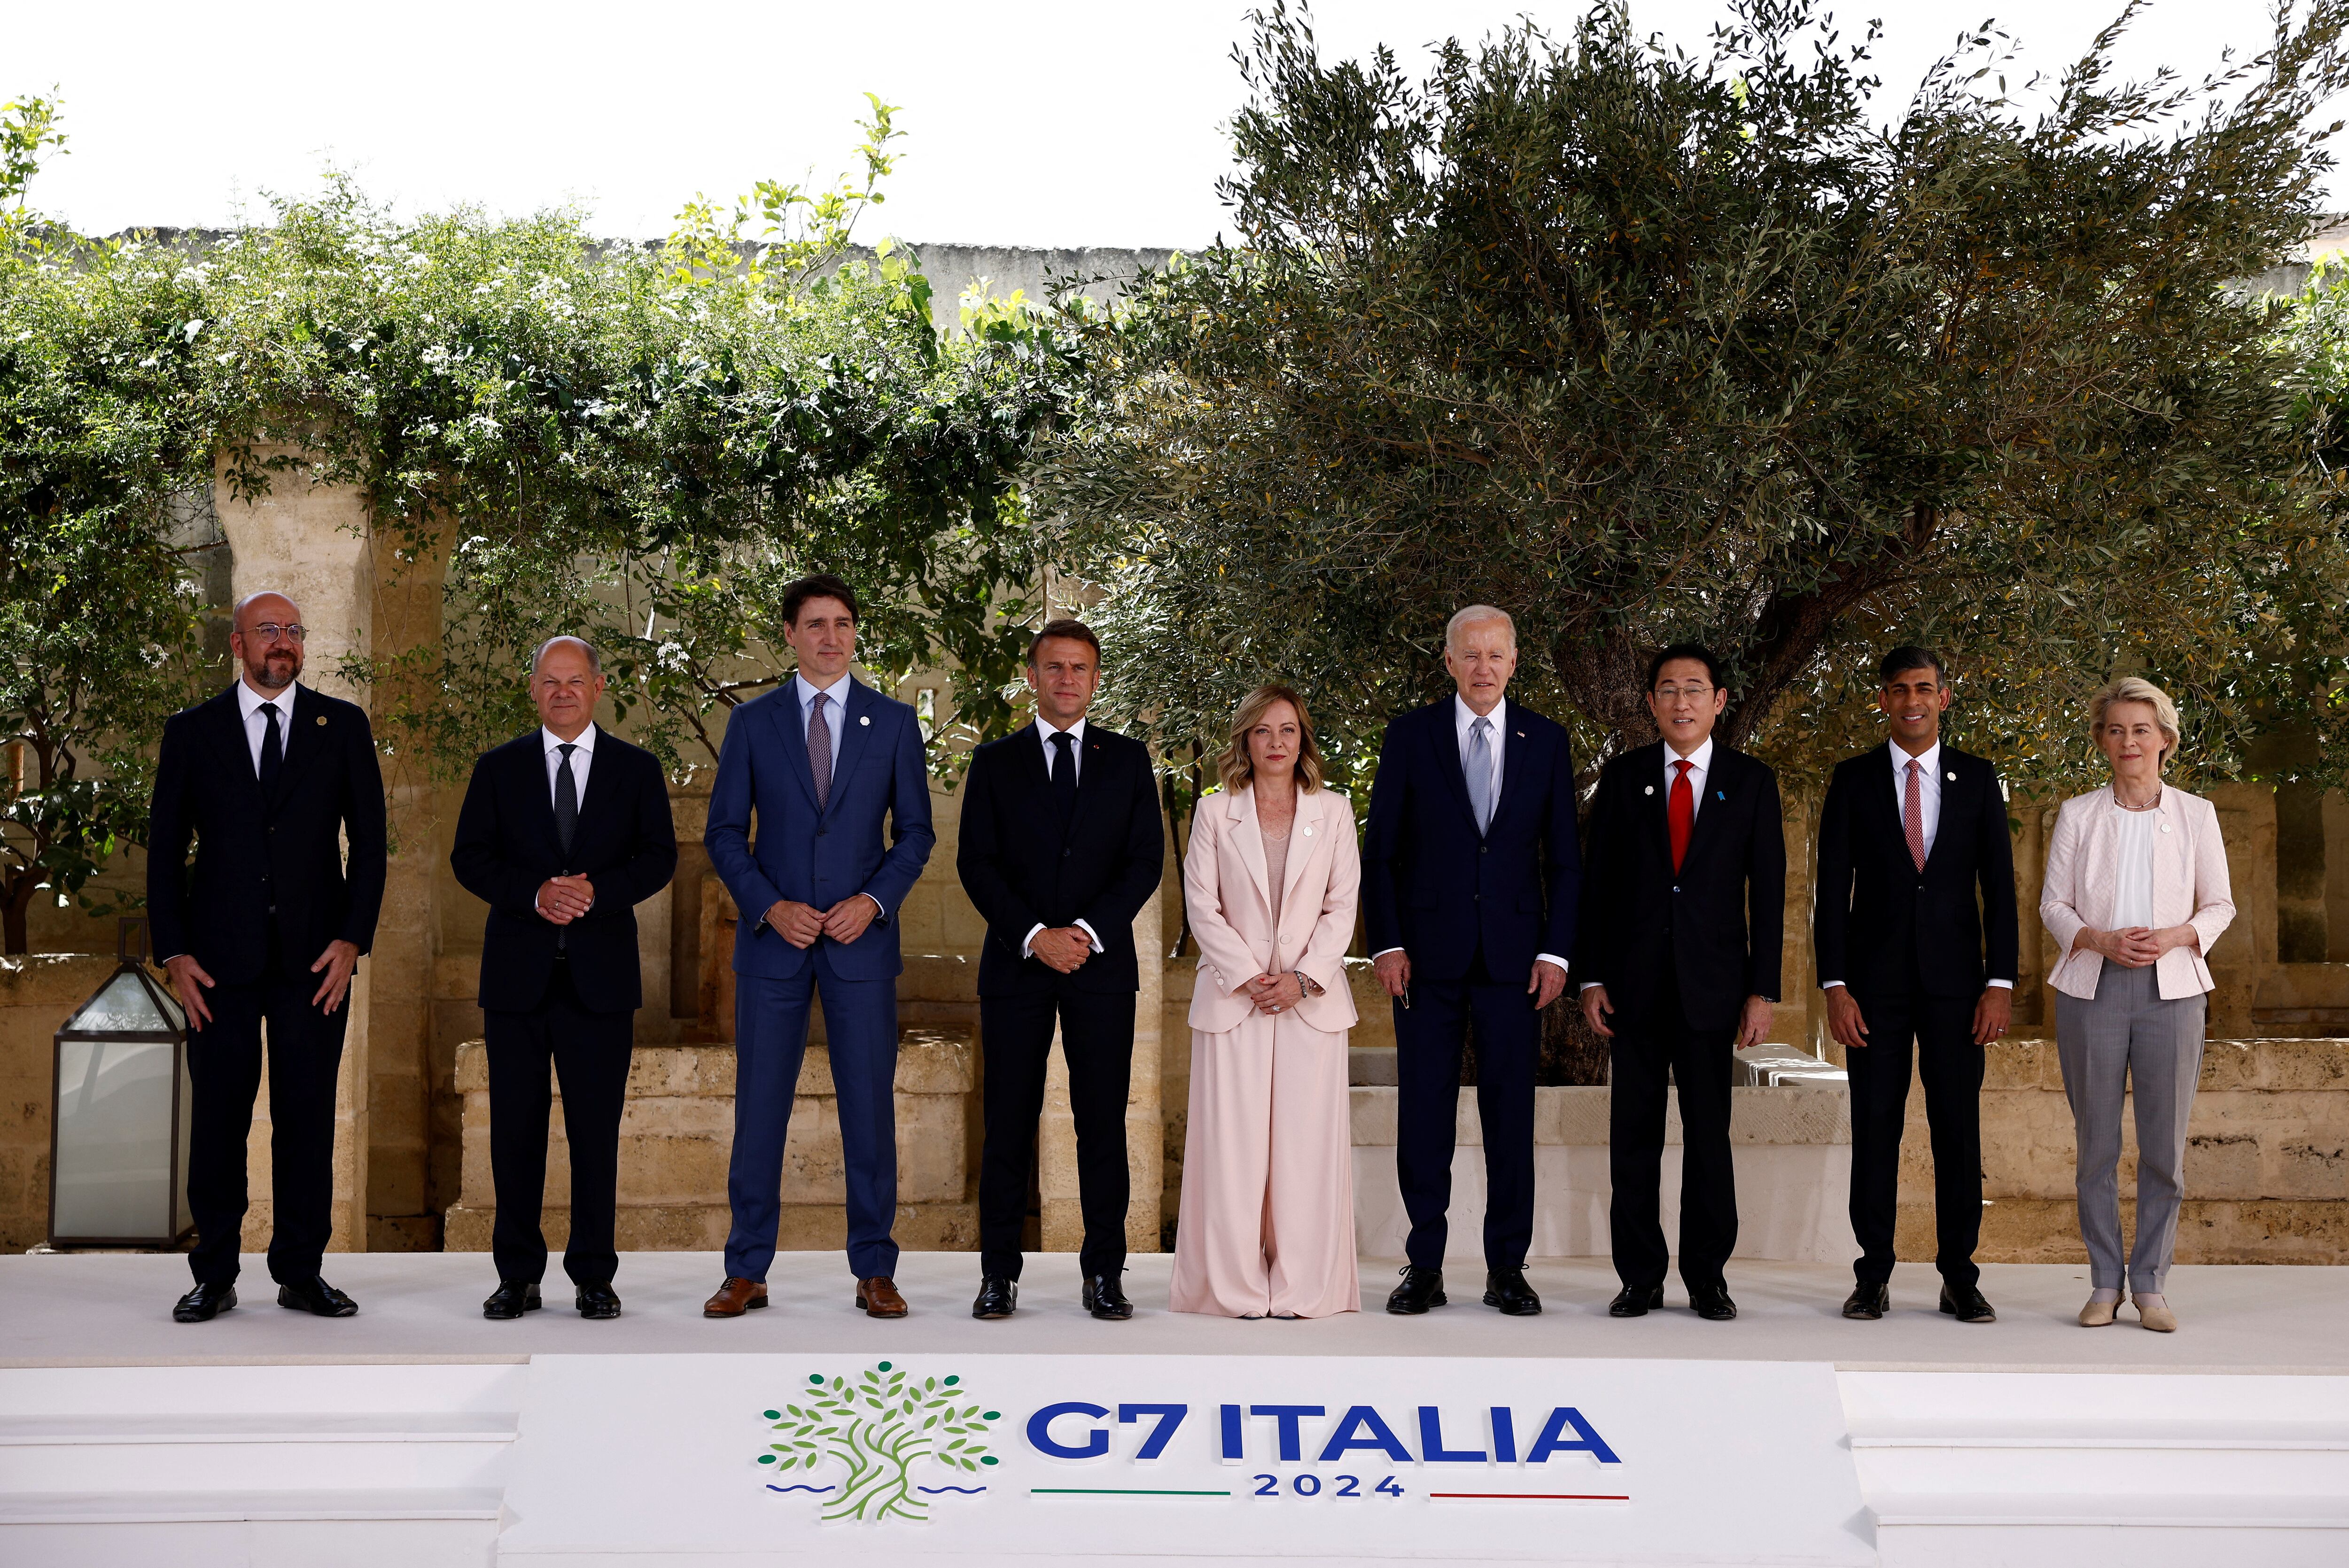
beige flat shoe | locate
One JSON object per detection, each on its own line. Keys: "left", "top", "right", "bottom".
{"left": 2135, "top": 1299, "right": 2178, "bottom": 1333}
{"left": 2078, "top": 1295, "right": 2119, "bottom": 1327}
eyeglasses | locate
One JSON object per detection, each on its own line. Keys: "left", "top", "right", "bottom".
{"left": 1653, "top": 683, "right": 1712, "bottom": 702}
{"left": 244, "top": 623, "right": 307, "bottom": 644}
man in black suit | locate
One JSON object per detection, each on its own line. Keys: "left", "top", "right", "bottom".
{"left": 1814, "top": 645, "right": 2017, "bottom": 1325}
{"left": 450, "top": 636, "right": 677, "bottom": 1320}
{"left": 150, "top": 590, "right": 388, "bottom": 1324}
{"left": 956, "top": 619, "right": 1165, "bottom": 1321}
{"left": 1577, "top": 643, "right": 1785, "bottom": 1322}
{"left": 1361, "top": 605, "right": 1579, "bottom": 1319}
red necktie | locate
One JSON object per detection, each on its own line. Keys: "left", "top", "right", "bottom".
{"left": 1904, "top": 759, "right": 1928, "bottom": 871}
{"left": 1668, "top": 759, "right": 1694, "bottom": 872}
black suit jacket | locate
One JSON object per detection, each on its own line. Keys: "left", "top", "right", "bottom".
{"left": 1812, "top": 743, "right": 2019, "bottom": 1000}
{"left": 1361, "top": 699, "right": 1579, "bottom": 985}
{"left": 449, "top": 728, "right": 679, "bottom": 1015}
{"left": 956, "top": 722, "right": 1166, "bottom": 997}
{"left": 1574, "top": 741, "right": 1786, "bottom": 1033}
{"left": 147, "top": 683, "right": 388, "bottom": 985}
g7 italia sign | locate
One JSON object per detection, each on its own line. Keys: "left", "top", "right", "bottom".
{"left": 500, "top": 1353, "right": 1873, "bottom": 1565}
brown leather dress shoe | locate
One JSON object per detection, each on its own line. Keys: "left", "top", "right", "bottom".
{"left": 856, "top": 1276, "right": 909, "bottom": 1318}
{"left": 703, "top": 1277, "right": 768, "bottom": 1318}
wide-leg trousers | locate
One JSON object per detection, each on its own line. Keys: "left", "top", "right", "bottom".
{"left": 1169, "top": 1012, "right": 1358, "bottom": 1318}
{"left": 723, "top": 945, "right": 901, "bottom": 1282}
{"left": 2056, "top": 961, "right": 2206, "bottom": 1294}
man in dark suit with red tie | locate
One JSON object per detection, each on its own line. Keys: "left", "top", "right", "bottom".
{"left": 450, "top": 636, "right": 677, "bottom": 1320}
{"left": 1576, "top": 644, "right": 1785, "bottom": 1322}
{"left": 149, "top": 590, "right": 387, "bottom": 1324}
{"left": 1813, "top": 646, "right": 2017, "bottom": 1325}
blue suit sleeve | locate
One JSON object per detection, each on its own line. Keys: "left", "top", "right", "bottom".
{"left": 707, "top": 710, "right": 783, "bottom": 925}
{"left": 858, "top": 708, "right": 935, "bottom": 918}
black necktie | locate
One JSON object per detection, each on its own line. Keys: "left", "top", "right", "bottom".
{"left": 257, "top": 702, "right": 283, "bottom": 793}
{"left": 1049, "top": 731, "right": 1077, "bottom": 821}
{"left": 554, "top": 743, "right": 580, "bottom": 857}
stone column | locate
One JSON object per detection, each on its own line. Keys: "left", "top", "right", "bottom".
{"left": 1038, "top": 886, "right": 1167, "bottom": 1256}
{"left": 216, "top": 450, "right": 374, "bottom": 1256}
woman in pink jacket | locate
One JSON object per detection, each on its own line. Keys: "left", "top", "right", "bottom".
{"left": 1170, "top": 684, "right": 1361, "bottom": 1318}
{"left": 2039, "top": 678, "right": 2234, "bottom": 1333}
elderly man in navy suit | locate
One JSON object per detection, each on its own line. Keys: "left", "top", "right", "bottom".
{"left": 1361, "top": 605, "right": 1580, "bottom": 1318}
{"left": 702, "top": 574, "right": 936, "bottom": 1319}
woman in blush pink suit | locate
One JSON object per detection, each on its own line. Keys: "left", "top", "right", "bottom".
{"left": 1170, "top": 685, "right": 1362, "bottom": 1319}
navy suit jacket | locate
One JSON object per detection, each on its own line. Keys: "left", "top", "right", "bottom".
{"left": 706, "top": 676, "right": 935, "bottom": 983}
{"left": 147, "top": 683, "right": 387, "bottom": 986}
{"left": 1361, "top": 698, "right": 1579, "bottom": 985}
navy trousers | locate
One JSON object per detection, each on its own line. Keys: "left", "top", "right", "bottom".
{"left": 724, "top": 945, "right": 901, "bottom": 1281}
{"left": 1392, "top": 953, "right": 1540, "bottom": 1271}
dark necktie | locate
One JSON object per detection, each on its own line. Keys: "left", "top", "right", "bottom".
{"left": 1049, "top": 730, "right": 1077, "bottom": 820}
{"left": 809, "top": 691, "right": 833, "bottom": 812}
{"left": 1668, "top": 758, "right": 1694, "bottom": 873}
{"left": 554, "top": 743, "right": 580, "bottom": 857}
{"left": 257, "top": 701, "right": 283, "bottom": 793}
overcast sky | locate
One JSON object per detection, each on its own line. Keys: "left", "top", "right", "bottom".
{"left": 8, "top": 1, "right": 2325, "bottom": 249}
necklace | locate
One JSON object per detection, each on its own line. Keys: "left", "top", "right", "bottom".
{"left": 2114, "top": 783, "right": 2162, "bottom": 812}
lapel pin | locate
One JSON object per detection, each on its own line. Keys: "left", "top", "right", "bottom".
{"left": 315, "top": 715, "right": 327, "bottom": 726}
{"left": 858, "top": 714, "right": 870, "bottom": 727}
{"left": 1716, "top": 790, "right": 1725, "bottom": 801}
{"left": 2160, "top": 823, "right": 2173, "bottom": 833}
{"left": 1645, "top": 785, "right": 1655, "bottom": 795}
{"left": 1946, "top": 770, "right": 1956, "bottom": 782}
{"left": 1302, "top": 826, "right": 1313, "bottom": 838}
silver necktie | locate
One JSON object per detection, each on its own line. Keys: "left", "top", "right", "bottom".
{"left": 1466, "top": 715, "right": 1493, "bottom": 834}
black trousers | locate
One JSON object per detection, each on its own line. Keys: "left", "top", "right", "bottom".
{"left": 484, "top": 963, "right": 635, "bottom": 1287}
{"left": 1845, "top": 985, "right": 1984, "bottom": 1289}
{"left": 1609, "top": 990, "right": 1738, "bottom": 1293}
{"left": 1393, "top": 953, "right": 1540, "bottom": 1272}
{"left": 185, "top": 941, "right": 349, "bottom": 1287}
{"left": 977, "top": 986, "right": 1136, "bottom": 1280}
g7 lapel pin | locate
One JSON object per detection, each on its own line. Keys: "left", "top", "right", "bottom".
{"left": 858, "top": 715, "right": 870, "bottom": 726}
{"left": 315, "top": 715, "right": 327, "bottom": 726}
{"left": 1946, "top": 770, "right": 1956, "bottom": 782}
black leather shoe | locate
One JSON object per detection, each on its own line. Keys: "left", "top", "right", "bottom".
{"left": 1843, "top": 1283, "right": 1890, "bottom": 1320}
{"left": 482, "top": 1281, "right": 541, "bottom": 1320}
{"left": 575, "top": 1282, "right": 622, "bottom": 1320}
{"left": 972, "top": 1275, "right": 1018, "bottom": 1320}
{"left": 1690, "top": 1283, "right": 1738, "bottom": 1321}
{"left": 1386, "top": 1266, "right": 1447, "bottom": 1315}
{"left": 1608, "top": 1284, "right": 1664, "bottom": 1318}
{"left": 1082, "top": 1275, "right": 1134, "bottom": 1321}
{"left": 1939, "top": 1283, "right": 1997, "bottom": 1323}
{"left": 173, "top": 1281, "right": 237, "bottom": 1323}
{"left": 1482, "top": 1267, "right": 1542, "bottom": 1316}
{"left": 277, "top": 1276, "right": 358, "bottom": 1317}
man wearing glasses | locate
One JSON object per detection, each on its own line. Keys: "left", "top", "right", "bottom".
{"left": 1576, "top": 644, "right": 1785, "bottom": 1322}
{"left": 148, "top": 592, "right": 387, "bottom": 1323}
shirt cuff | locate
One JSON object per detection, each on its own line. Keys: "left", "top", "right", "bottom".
{"left": 1986, "top": 978, "right": 2014, "bottom": 989}
{"left": 1074, "top": 919, "right": 1104, "bottom": 953}
{"left": 1820, "top": 980, "right": 1843, "bottom": 991}
{"left": 1579, "top": 981, "right": 1602, "bottom": 993}
{"left": 1534, "top": 953, "right": 1568, "bottom": 972}
{"left": 861, "top": 892, "right": 887, "bottom": 924}
{"left": 1020, "top": 922, "right": 1045, "bottom": 959}
{"left": 1370, "top": 947, "right": 1404, "bottom": 960}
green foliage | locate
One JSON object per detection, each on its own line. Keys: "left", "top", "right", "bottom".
{"left": 757, "top": 1361, "right": 998, "bottom": 1522}
{"left": 0, "top": 89, "right": 65, "bottom": 213}
{"left": 1047, "top": 0, "right": 2349, "bottom": 794}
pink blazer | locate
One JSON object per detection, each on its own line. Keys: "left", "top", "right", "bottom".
{"left": 2038, "top": 783, "right": 2235, "bottom": 1001}
{"left": 1184, "top": 784, "right": 1361, "bottom": 1035}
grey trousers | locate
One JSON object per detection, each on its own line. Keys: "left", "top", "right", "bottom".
{"left": 2054, "top": 962, "right": 2206, "bottom": 1293}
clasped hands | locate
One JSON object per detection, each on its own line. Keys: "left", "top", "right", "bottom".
{"left": 535, "top": 874, "right": 596, "bottom": 925}
{"left": 762, "top": 895, "right": 881, "bottom": 949}
{"left": 1029, "top": 925, "right": 1093, "bottom": 974}
{"left": 2083, "top": 924, "right": 2193, "bottom": 970}
{"left": 1243, "top": 970, "right": 1310, "bottom": 1014}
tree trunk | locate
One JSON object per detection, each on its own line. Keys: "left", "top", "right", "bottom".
{"left": 1, "top": 874, "right": 34, "bottom": 955}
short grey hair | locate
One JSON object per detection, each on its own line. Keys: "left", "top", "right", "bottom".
{"left": 2088, "top": 676, "right": 2181, "bottom": 764}
{"left": 532, "top": 635, "right": 602, "bottom": 676}
{"left": 1445, "top": 604, "right": 1516, "bottom": 652}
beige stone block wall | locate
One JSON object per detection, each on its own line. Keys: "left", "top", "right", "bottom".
{"left": 0, "top": 955, "right": 117, "bottom": 1250}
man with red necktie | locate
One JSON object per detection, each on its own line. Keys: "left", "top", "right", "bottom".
{"left": 1576, "top": 644, "right": 1785, "bottom": 1321}
{"left": 1813, "top": 646, "right": 2017, "bottom": 1326}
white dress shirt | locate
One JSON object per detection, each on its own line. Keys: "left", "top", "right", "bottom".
{"left": 541, "top": 722, "right": 597, "bottom": 810}
{"left": 1371, "top": 694, "right": 1565, "bottom": 975}
{"left": 2111, "top": 806, "right": 2159, "bottom": 930}
{"left": 234, "top": 677, "right": 301, "bottom": 777}
{"left": 1820, "top": 738, "right": 2011, "bottom": 992}
{"left": 1021, "top": 714, "right": 1104, "bottom": 960}
{"left": 793, "top": 670, "right": 851, "bottom": 776}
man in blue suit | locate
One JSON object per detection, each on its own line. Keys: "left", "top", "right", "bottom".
{"left": 702, "top": 574, "right": 936, "bottom": 1319}
{"left": 1362, "top": 605, "right": 1579, "bottom": 1317}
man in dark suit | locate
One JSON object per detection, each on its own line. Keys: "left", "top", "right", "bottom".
{"left": 1577, "top": 643, "right": 1785, "bottom": 1322}
{"left": 956, "top": 620, "right": 1165, "bottom": 1322}
{"left": 1362, "top": 605, "right": 1579, "bottom": 1318}
{"left": 450, "top": 636, "right": 677, "bottom": 1320}
{"left": 702, "top": 574, "right": 935, "bottom": 1320}
{"left": 1814, "top": 645, "right": 2017, "bottom": 1325}
{"left": 149, "top": 590, "right": 387, "bottom": 1324}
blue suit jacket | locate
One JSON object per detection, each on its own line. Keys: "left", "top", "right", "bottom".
{"left": 1361, "top": 698, "right": 1579, "bottom": 985}
{"left": 706, "top": 676, "right": 936, "bottom": 982}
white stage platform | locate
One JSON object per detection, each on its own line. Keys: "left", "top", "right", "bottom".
{"left": 4, "top": 1252, "right": 2347, "bottom": 1567}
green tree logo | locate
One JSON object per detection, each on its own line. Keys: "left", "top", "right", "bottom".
{"left": 757, "top": 1360, "right": 1000, "bottom": 1522}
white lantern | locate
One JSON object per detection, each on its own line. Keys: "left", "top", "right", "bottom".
{"left": 48, "top": 919, "right": 193, "bottom": 1248}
